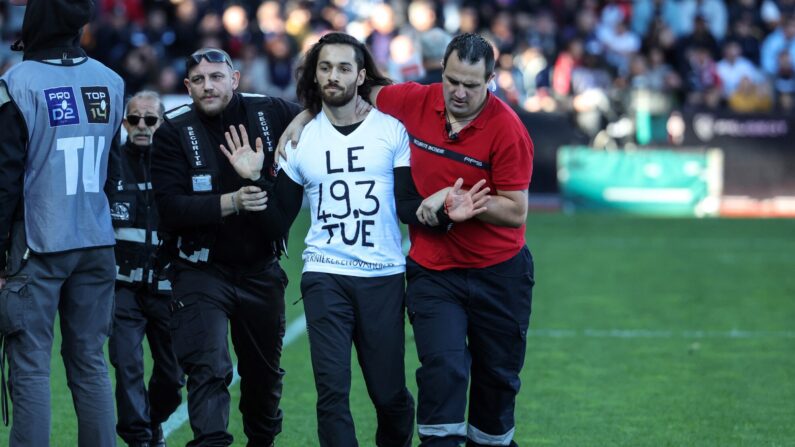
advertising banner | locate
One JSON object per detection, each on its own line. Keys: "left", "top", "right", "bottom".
{"left": 558, "top": 146, "right": 723, "bottom": 216}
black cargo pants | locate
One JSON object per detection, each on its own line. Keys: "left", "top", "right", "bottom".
{"left": 169, "top": 259, "right": 287, "bottom": 447}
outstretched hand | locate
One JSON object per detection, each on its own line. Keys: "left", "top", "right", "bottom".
{"left": 276, "top": 110, "right": 313, "bottom": 162}
{"left": 220, "top": 124, "right": 264, "bottom": 181}
{"left": 416, "top": 178, "right": 490, "bottom": 226}
{"left": 444, "top": 178, "right": 490, "bottom": 222}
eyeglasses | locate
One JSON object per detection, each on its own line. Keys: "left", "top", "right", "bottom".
{"left": 126, "top": 115, "right": 159, "bottom": 126}
{"left": 186, "top": 49, "right": 233, "bottom": 72}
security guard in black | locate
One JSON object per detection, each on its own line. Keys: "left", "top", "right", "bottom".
{"left": 150, "top": 48, "right": 301, "bottom": 446}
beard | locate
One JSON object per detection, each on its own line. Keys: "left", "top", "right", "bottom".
{"left": 320, "top": 83, "right": 357, "bottom": 107}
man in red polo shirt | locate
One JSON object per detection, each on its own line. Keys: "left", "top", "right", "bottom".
{"left": 380, "top": 33, "right": 534, "bottom": 447}
{"left": 279, "top": 33, "right": 534, "bottom": 446}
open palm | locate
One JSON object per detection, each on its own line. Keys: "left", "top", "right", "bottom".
{"left": 220, "top": 124, "right": 264, "bottom": 180}
{"left": 445, "top": 178, "right": 490, "bottom": 222}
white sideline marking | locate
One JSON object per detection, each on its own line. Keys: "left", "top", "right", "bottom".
{"left": 162, "top": 314, "right": 307, "bottom": 438}
{"left": 527, "top": 328, "right": 795, "bottom": 339}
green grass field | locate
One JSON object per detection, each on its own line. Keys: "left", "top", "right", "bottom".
{"left": 2, "top": 212, "right": 794, "bottom": 446}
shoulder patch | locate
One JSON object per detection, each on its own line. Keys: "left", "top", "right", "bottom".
{"left": 166, "top": 105, "right": 192, "bottom": 120}
{"left": 0, "top": 81, "right": 10, "bottom": 107}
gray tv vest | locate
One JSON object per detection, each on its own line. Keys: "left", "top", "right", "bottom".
{"left": 0, "top": 57, "right": 124, "bottom": 253}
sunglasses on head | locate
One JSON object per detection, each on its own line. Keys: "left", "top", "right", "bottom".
{"left": 186, "top": 49, "right": 233, "bottom": 71}
{"left": 126, "top": 115, "right": 159, "bottom": 126}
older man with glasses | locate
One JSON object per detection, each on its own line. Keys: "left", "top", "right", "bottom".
{"left": 150, "top": 48, "right": 301, "bottom": 447}
{"left": 107, "top": 90, "right": 185, "bottom": 447}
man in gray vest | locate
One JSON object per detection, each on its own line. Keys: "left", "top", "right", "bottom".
{"left": 0, "top": 0, "right": 124, "bottom": 446}
{"left": 108, "top": 91, "right": 184, "bottom": 447}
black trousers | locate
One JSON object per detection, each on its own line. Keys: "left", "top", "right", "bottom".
{"left": 169, "top": 259, "right": 287, "bottom": 447}
{"left": 109, "top": 285, "right": 185, "bottom": 444}
{"left": 301, "top": 272, "right": 415, "bottom": 447}
{"left": 406, "top": 247, "right": 534, "bottom": 447}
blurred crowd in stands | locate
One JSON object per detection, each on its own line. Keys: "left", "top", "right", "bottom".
{"left": 2, "top": 0, "right": 795, "bottom": 145}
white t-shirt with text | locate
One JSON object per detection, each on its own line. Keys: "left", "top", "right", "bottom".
{"left": 281, "top": 109, "right": 410, "bottom": 277}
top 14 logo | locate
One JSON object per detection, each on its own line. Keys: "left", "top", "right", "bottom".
{"left": 81, "top": 86, "right": 111, "bottom": 124}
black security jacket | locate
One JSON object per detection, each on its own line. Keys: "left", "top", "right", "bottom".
{"left": 108, "top": 141, "right": 168, "bottom": 292}
{"left": 151, "top": 93, "right": 301, "bottom": 267}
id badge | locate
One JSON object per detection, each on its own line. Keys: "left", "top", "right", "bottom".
{"left": 192, "top": 174, "right": 213, "bottom": 192}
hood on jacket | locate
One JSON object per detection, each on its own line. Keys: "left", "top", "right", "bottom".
{"left": 20, "top": 0, "right": 94, "bottom": 58}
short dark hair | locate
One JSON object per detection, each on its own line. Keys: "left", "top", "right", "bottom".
{"left": 295, "top": 32, "right": 392, "bottom": 115}
{"left": 442, "top": 33, "right": 495, "bottom": 80}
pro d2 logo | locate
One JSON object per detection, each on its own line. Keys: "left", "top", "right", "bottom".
{"left": 81, "top": 86, "right": 111, "bottom": 124}
{"left": 44, "top": 86, "right": 79, "bottom": 127}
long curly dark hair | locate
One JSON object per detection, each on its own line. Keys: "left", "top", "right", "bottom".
{"left": 295, "top": 32, "right": 392, "bottom": 115}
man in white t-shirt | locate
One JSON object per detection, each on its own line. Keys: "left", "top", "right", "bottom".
{"left": 219, "top": 32, "right": 489, "bottom": 447}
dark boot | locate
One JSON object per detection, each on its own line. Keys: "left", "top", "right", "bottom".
{"left": 151, "top": 425, "right": 166, "bottom": 447}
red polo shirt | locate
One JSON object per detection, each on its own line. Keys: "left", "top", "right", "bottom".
{"left": 377, "top": 82, "right": 534, "bottom": 270}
